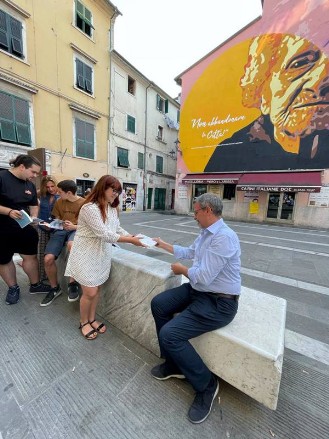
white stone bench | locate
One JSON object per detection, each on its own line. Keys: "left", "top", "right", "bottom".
{"left": 57, "top": 247, "right": 286, "bottom": 410}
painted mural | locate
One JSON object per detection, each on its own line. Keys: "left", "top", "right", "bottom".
{"left": 180, "top": 33, "right": 329, "bottom": 173}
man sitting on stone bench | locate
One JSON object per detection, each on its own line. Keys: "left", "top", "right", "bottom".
{"left": 151, "top": 193, "right": 241, "bottom": 424}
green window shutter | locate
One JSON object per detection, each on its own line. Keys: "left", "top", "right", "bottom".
{"left": 0, "top": 91, "right": 31, "bottom": 145}
{"left": 75, "top": 119, "right": 94, "bottom": 159}
{"left": 156, "top": 94, "right": 160, "bottom": 110}
{"left": 14, "top": 97, "right": 31, "bottom": 145}
{"left": 76, "top": 59, "right": 92, "bottom": 94}
{"left": 127, "top": 115, "right": 135, "bottom": 133}
{"left": 165, "top": 99, "right": 168, "bottom": 114}
{"left": 0, "top": 92, "right": 16, "bottom": 141}
{"left": 75, "top": 0, "right": 93, "bottom": 35}
{"left": 0, "top": 10, "right": 9, "bottom": 50}
{"left": 156, "top": 156, "right": 163, "bottom": 173}
{"left": 0, "top": 120, "right": 16, "bottom": 142}
{"left": 117, "top": 148, "right": 129, "bottom": 167}
{"left": 138, "top": 152, "right": 144, "bottom": 169}
{"left": 10, "top": 16, "right": 23, "bottom": 57}
{"left": 177, "top": 110, "right": 180, "bottom": 123}
{"left": 76, "top": 59, "right": 84, "bottom": 89}
{"left": 84, "top": 64, "right": 92, "bottom": 93}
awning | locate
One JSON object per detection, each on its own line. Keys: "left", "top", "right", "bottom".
{"left": 236, "top": 172, "right": 322, "bottom": 193}
{"left": 182, "top": 173, "right": 242, "bottom": 184}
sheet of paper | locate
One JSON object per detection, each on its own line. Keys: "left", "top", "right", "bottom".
{"left": 136, "top": 234, "right": 157, "bottom": 247}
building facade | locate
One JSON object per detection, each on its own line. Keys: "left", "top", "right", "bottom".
{"left": 0, "top": 0, "right": 120, "bottom": 194}
{"left": 109, "top": 50, "right": 180, "bottom": 211}
{"left": 174, "top": 0, "right": 329, "bottom": 229}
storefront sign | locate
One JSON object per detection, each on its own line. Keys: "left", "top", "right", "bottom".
{"left": 178, "top": 185, "right": 188, "bottom": 199}
{"left": 208, "top": 184, "right": 221, "bottom": 195}
{"left": 237, "top": 186, "right": 320, "bottom": 193}
{"left": 184, "top": 178, "right": 237, "bottom": 184}
{"left": 309, "top": 187, "right": 329, "bottom": 207}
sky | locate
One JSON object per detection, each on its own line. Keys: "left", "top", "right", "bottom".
{"left": 113, "top": 0, "right": 263, "bottom": 97}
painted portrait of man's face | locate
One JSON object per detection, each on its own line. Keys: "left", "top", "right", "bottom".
{"left": 240, "top": 34, "right": 329, "bottom": 153}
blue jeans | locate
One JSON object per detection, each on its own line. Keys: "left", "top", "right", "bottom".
{"left": 151, "top": 283, "right": 238, "bottom": 392}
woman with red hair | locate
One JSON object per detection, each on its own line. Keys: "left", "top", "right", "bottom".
{"left": 65, "top": 175, "right": 144, "bottom": 340}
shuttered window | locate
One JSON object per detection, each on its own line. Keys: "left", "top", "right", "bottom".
{"left": 75, "top": 0, "right": 93, "bottom": 37}
{"left": 0, "top": 9, "right": 23, "bottom": 58}
{"left": 127, "top": 115, "right": 136, "bottom": 133}
{"left": 138, "top": 152, "right": 144, "bottom": 169}
{"left": 156, "top": 155, "right": 163, "bottom": 173}
{"left": 117, "top": 147, "right": 129, "bottom": 168}
{"left": 0, "top": 91, "right": 31, "bottom": 146}
{"left": 75, "top": 119, "right": 94, "bottom": 159}
{"left": 76, "top": 59, "right": 93, "bottom": 94}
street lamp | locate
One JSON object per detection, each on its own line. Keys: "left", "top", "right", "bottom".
{"left": 169, "top": 139, "right": 181, "bottom": 160}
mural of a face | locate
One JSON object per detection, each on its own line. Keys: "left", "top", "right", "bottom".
{"left": 241, "top": 34, "right": 329, "bottom": 153}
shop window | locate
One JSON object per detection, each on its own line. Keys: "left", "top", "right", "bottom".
{"left": 75, "top": 0, "right": 93, "bottom": 37}
{"left": 76, "top": 179, "right": 94, "bottom": 196}
{"left": 128, "top": 76, "right": 136, "bottom": 95}
{"left": 75, "top": 58, "right": 93, "bottom": 94}
{"left": 117, "top": 147, "right": 129, "bottom": 168}
{"left": 0, "top": 91, "right": 31, "bottom": 146}
{"left": 75, "top": 118, "right": 95, "bottom": 159}
{"left": 138, "top": 152, "right": 144, "bottom": 169}
{"left": 0, "top": 10, "right": 24, "bottom": 58}
{"left": 223, "top": 184, "right": 236, "bottom": 200}
{"left": 156, "top": 155, "right": 163, "bottom": 173}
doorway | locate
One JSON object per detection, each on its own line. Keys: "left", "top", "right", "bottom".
{"left": 154, "top": 188, "right": 166, "bottom": 210}
{"left": 266, "top": 192, "right": 295, "bottom": 220}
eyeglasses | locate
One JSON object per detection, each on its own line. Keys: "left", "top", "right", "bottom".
{"left": 112, "top": 189, "right": 120, "bottom": 195}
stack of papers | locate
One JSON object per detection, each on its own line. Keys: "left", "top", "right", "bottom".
{"left": 136, "top": 234, "right": 157, "bottom": 248}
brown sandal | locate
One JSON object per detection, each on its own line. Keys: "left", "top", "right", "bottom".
{"left": 79, "top": 322, "right": 97, "bottom": 340}
{"left": 89, "top": 319, "right": 106, "bottom": 334}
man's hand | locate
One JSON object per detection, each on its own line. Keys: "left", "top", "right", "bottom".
{"left": 171, "top": 262, "right": 188, "bottom": 277}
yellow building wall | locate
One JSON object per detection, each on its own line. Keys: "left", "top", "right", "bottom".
{"left": 0, "top": 0, "right": 115, "bottom": 181}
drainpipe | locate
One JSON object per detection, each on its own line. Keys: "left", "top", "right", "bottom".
{"left": 143, "top": 82, "right": 153, "bottom": 211}
{"left": 108, "top": 8, "right": 122, "bottom": 175}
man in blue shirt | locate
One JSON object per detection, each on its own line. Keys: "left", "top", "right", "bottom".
{"left": 151, "top": 193, "right": 241, "bottom": 424}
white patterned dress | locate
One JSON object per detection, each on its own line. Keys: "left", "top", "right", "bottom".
{"left": 65, "top": 203, "right": 129, "bottom": 287}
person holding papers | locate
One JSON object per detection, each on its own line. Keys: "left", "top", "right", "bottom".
{"left": 37, "top": 175, "right": 60, "bottom": 281}
{"left": 40, "top": 180, "right": 84, "bottom": 307}
{"left": 0, "top": 154, "right": 51, "bottom": 305}
{"left": 65, "top": 175, "right": 144, "bottom": 340}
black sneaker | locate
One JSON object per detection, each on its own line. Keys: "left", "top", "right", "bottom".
{"left": 40, "top": 286, "right": 62, "bottom": 307}
{"left": 188, "top": 374, "right": 219, "bottom": 424}
{"left": 5, "top": 285, "right": 20, "bottom": 305}
{"left": 151, "top": 362, "right": 185, "bottom": 380}
{"left": 68, "top": 281, "right": 80, "bottom": 302}
{"left": 29, "top": 282, "right": 51, "bottom": 294}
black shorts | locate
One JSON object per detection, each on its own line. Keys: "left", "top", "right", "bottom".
{"left": 0, "top": 225, "right": 39, "bottom": 264}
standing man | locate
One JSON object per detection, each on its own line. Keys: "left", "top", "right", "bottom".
{"left": 40, "top": 180, "right": 84, "bottom": 307}
{"left": 151, "top": 193, "right": 241, "bottom": 424}
{"left": 0, "top": 154, "right": 51, "bottom": 305}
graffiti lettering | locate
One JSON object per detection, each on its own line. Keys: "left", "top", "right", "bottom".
{"left": 208, "top": 114, "right": 246, "bottom": 126}
{"left": 207, "top": 129, "right": 229, "bottom": 139}
{"left": 191, "top": 118, "right": 207, "bottom": 128}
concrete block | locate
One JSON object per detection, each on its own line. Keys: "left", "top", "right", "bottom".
{"left": 97, "top": 248, "right": 182, "bottom": 356}
{"left": 58, "top": 247, "right": 286, "bottom": 410}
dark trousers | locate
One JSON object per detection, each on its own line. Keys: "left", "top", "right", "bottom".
{"left": 151, "top": 283, "right": 238, "bottom": 392}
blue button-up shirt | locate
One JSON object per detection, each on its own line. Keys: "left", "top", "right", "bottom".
{"left": 173, "top": 218, "right": 241, "bottom": 295}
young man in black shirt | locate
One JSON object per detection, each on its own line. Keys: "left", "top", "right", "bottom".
{"left": 0, "top": 154, "right": 51, "bottom": 305}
